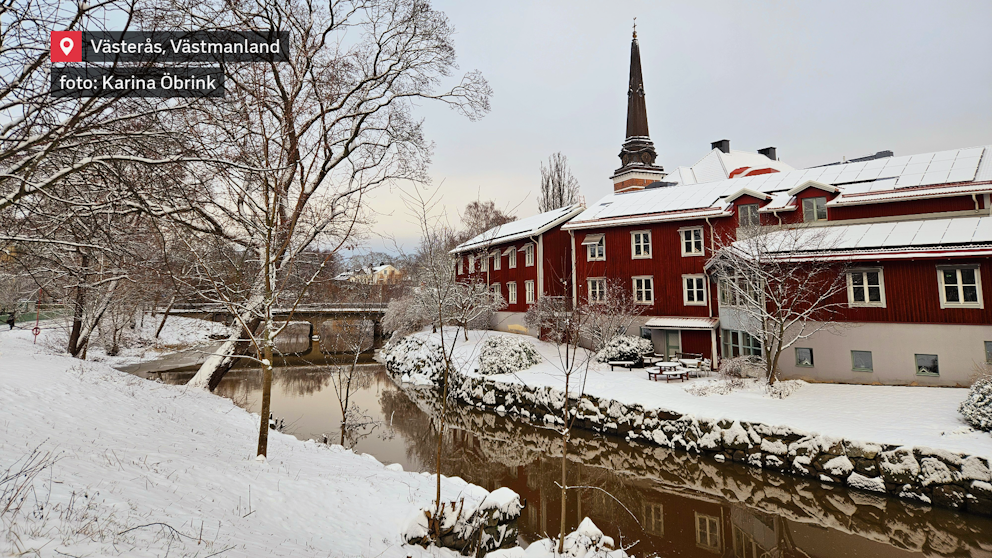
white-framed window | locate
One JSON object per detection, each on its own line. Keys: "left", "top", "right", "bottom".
{"left": 679, "top": 227, "right": 703, "bottom": 256}
{"left": 457, "top": 257, "right": 463, "bottom": 275}
{"left": 525, "top": 244, "right": 535, "bottom": 267}
{"left": 490, "top": 283, "right": 501, "bottom": 303}
{"left": 633, "top": 276, "right": 654, "bottom": 305}
{"left": 937, "top": 266, "right": 983, "bottom": 309}
{"left": 985, "top": 341, "right": 992, "bottom": 364}
{"left": 848, "top": 269, "right": 885, "bottom": 307}
{"left": 695, "top": 513, "right": 721, "bottom": 552}
{"left": 480, "top": 252, "right": 488, "bottom": 272}
{"left": 631, "top": 230, "right": 651, "bottom": 259}
{"left": 916, "top": 353, "right": 939, "bottom": 376}
{"left": 492, "top": 250, "right": 500, "bottom": 270}
{"left": 683, "top": 274, "right": 706, "bottom": 306}
{"left": 719, "top": 276, "right": 757, "bottom": 307}
{"left": 721, "top": 329, "right": 762, "bottom": 358}
{"left": 802, "top": 196, "right": 828, "bottom": 222}
{"left": 738, "top": 203, "right": 760, "bottom": 228}
{"left": 642, "top": 502, "right": 663, "bottom": 537}
{"left": 508, "top": 248, "right": 517, "bottom": 268}
{"left": 587, "top": 278, "right": 606, "bottom": 303}
{"left": 525, "top": 280, "right": 535, "bottom": 304}
{"left": 795, "top": 347, "right": 814, "bottom": 367}
{"left": 468, "top": 255, "right": 475, "bottom": 273}
{"left": 584, "top": 234, "right": 605, "bottom": 261}
{"left": 852, "top": 350, "right": 873, "bottom": 372}
{"left": 507, "top": 282, "right": 517, "bottom": 304}
{"left": 733, "top": 525, "right": 763, "bottom": 558}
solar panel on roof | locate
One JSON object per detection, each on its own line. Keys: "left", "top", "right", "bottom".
{"left": 858, "top": 222, "right": 896, "bottom": 247}
{"left": 942, "top": 218, "right": 980, "bottom": 243}
{"left": 908, "top": 153, "right": 934, "bottom": 164}
{"left": 910, "top": 220, "right": 950, "bottom": 245}
{"left": 931, "top": 150, "right": 958, "bottom": 162}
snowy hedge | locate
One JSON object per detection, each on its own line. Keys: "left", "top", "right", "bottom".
{"left": 478, "top": 335, "right": 541, "bottom": 376}
{"left": 381, "top": 335, "right": 445, "bottom": 384}
{"left": 595, "top": 335, "right": 652, "bottom": 364}
{"left": 960, "top": 375, "right": 992, "bottom": 432}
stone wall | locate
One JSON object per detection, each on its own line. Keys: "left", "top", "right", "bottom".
{"left": 384, "top": 359, "right": 992, "bottom": 518}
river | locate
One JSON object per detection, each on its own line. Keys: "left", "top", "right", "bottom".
{"left": 144, "top": 363, "right": 992, "bottom": 557}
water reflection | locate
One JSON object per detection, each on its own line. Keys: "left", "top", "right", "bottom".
{"left": 155, "top": 365, "right": 992, "bottom": 558}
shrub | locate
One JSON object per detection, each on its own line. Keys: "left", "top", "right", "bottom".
{"left": 595, "top": 335, "right": 652, "bottom": 364}
{"left": 478, "top": 335, "right": 541, "bottom": 375}
{"left": 381, "top": 334, "right": 445, "bottom": 383}
{"left": 718, "top": 355, "right": 766, "bottom": 379}
{"left": 960, "top": 375, "right": 992, "bottom": 432}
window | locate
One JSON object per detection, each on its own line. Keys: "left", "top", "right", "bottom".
{"left": 509, "top": 248, "right": 517, "bottom": 268}
{"left": 938, "top": 266, "right": 983, "bottom": 308}
{"left": 733, "top": 525, "right": 764, "bottom": 558}
{"left": 584, "top": 234, "right": 605, "bottom": 261}
{"left": 492, "top": 250, "right": 500, "bottom": 270}
{"left": 986, "top": 341, "right": 992, "bottom": 364}
{"left": 695, "top": 513, "right": 721, "bottom": 552}
{"left": 490, "top": 282, "right": 500, "bottom": 296}
{"left": 639, "top": 327, "right": 652, "bottom": 340}
{"left": 468, "top": 255, "right": 475, "bottom": 273}
{"left": 915, "top": 353, "right": 939, "bottom": 376}
{"left": 848, "top": 269, "right": 885, "bottom": 307}
{"left": 719, "top": 277, "right": 756, "bottom": 307}
{"left": 852, "top": 350, "right": 873, "bottom": 372}
{"left": 802, "top": 196, "right": 828, "bottom": 222}
{"left": 738, "top": 204, "right": 760, "bottom": 227}
{"left": 508, "top": 282, "right": 517, "bottom": 304}
{"left": 795, "top": 347, "right": 814, "bottom": 367}
{"left": 525, "top": 280, "right": 535, "bottom": 304}
{"left": 683, "top": 274, "right": 706, "bottom": 306}
{"left": 631, "top": 230, "right": 652, "bottom": 258}
{"left": 457, "top": 257, "right": 463, "bottom": 275}
{"left": 481, "top": 252, "right": 489, "bottom": 272}
{"left": 642, "top": 503, "right": 663, "bottom": 537}
{"left": 722, "top": 329, "right": 761, "bottom": 358}
{"left": 525, "top": 244, "right": 535, "bottom": 267}
{"left": 633, "top": 276, "right": 654, "bottom": 305}
{"left": 680, "top": 227, "right": 703, "bottom": 256}
{"left": 588, "top": 278, "right": 606, "bottom": 303}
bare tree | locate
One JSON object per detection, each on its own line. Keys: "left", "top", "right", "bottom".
{"left": 538, "top": 152, "right": 580, "bottom": 213}
{"left": 582, "top": 278, "right": 644, "bottom": 350}
{"left": 327, "top": 283, "right": 380, "bottom": 445}
{"left": 455, "top": 200, "right": 515, "bottom": 245}
{"left": 707, "top": 225, "right": 849, "bottom": 385}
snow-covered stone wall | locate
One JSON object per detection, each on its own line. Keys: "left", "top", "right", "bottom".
{"left": 383, "top": 348, "right": 992, "bottom": 517}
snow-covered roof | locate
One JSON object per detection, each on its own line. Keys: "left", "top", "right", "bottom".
{"left": 451, "top": 204, "right": 585, "bottom": 254}
{"left": 664, "top": 148, "right": 795, "bottom": 186}
{"left": 565, "top": 145, "right": 992, "bottom": 230}
{"left": 644, "top": 316, "right": 719, "bottom": 330}
{"left": 735, "top": 215, "right": 992, "bottom": 261}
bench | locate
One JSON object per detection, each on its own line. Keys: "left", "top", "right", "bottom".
{"left": 607, "top": 360, "right": 638, "bottom": 371}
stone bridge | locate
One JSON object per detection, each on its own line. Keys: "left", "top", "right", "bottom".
{"left": 169, "top": 303, "right": 389, "bottom": 356}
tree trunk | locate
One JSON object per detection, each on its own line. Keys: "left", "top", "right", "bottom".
{"left": 154, "top": 294, "right": 176, "bottom": 338}
{"left": 256, "top": 332, "right": 274, "bottom": 457}
{"left": 557, "top": 429, "right": 569, "bottom": 554}
{"left": 186, "top": 294, "right": 264, "bottom": 391}
{"left": 67, "top": 285, "right": 85, "bottom": 357}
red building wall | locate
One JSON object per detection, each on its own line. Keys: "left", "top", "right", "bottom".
{"left": 829, "top": 195, "right": 981, "bottom": 221}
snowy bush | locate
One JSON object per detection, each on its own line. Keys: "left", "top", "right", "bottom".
{"left": 959, "top": 375, "right": 992, "bottom": 432}
{"left": 381, "top": 335, "right": 445, "bottom": 384}
{"left": 764, "top": 379, "right": 805, "bottom": 399}
{"left": 595, "top": 335, "right": 652, "bottom": 364}
{"left": 381, "top": 295, "right": 427, "bottom": 337}
{"left": 478, "top": 335, "right": 541, "bottom": 375}
{"left": 718, "top": 355, "right": 766, "bottom": 379}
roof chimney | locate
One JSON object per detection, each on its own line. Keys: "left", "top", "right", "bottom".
{"left": 711, "top": 139, "right": 730, "bottom": 154}
{"left": 758, "top": 146, "right": 777, "bottom": 161}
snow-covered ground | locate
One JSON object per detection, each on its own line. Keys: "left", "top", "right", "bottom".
{"left": 0, "top": 326, "right": 500, "bottom": 557}
{"left": 421, "top": 329, "right": 992, "bottom": 460}
{"left": 77, "top": 314, "right": 228, "bottom": 368}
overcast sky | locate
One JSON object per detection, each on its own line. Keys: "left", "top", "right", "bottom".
{"left": 355, "top": 0, "right": 992, "bottom": 256}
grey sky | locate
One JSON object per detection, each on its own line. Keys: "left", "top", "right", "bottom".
{"left": 358, "top": 0, "right": 992, "bottom": 254}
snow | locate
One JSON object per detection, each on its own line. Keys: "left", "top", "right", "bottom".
{"left": 478, "top": 487, "right": 523, "bottom": 520}
{"left": 0, "top": 326, "right": 500, "bottom": 557}
{"left": 74, "top": 314, "right": 227, "bottom": 368}
{"left": 486, "top": 517, "right": 629, "bottom": 558}
{"left": 399, "top": 329, "right": 992, "bottom": 460}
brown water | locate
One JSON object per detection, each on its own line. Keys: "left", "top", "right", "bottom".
{"left": 151, "top": 365, "right": 992, "bottom": 557}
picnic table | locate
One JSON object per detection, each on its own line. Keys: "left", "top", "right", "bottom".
{"left": 647, "top": 362, "right": 689, "bottom": 382}
{"left": 607, "top": 360, "right": 638, "bottom": 371}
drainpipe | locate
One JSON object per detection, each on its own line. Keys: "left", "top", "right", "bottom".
{"left": 972, "top": 193, "right": 979, "bottom": 213}
{"left": 704, "top": 216, "right": 718, "bottom": 364}
{"left": 532, "top": 235, "right": 544, "bottom": 300}
{"left": 569, "top": 230, "right": 578, "bottom": 308}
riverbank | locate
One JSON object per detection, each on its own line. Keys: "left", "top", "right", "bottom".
{"left": 383, "top": 330, "right": 992, "bottom": 515}
{"left": 0, "top": 326, "right": 507, "bottom": 557}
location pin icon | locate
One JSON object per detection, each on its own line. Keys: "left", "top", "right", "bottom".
{"left": 60, "top": 37, "right": 74, "bottom": 56}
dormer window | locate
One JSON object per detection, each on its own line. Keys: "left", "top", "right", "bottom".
{"left": 802, "top": 197, "right": 828, "bottom": 222}
{"left": 738, "top": 204, "right": 760, "bottom": 227}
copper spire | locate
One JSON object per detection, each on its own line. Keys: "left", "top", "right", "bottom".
{"left": 625, "top": 30, "right": 649, "bottom": 139}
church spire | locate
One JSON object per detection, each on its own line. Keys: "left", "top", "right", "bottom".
{"left": 613, "top": 27, "right": 665, "bottom": 193}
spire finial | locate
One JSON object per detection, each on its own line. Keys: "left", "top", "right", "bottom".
{"left": 632, "top": 17, "right": 637, "bottom": 39}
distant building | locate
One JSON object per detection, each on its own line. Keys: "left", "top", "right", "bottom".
{"left": 335, "top": 264, "right": 404, "bottom": 285}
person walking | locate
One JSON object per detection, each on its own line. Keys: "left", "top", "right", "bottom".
{"left": 6, "top": 311, "right": 15, "bottom": 330}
